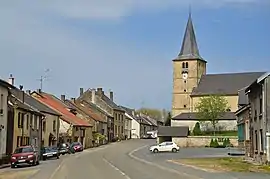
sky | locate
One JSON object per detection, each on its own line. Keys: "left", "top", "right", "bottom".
{"left": 0, "top": 0, "right": 269, "bottom": 110}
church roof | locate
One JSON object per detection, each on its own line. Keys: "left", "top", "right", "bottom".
{"left": 191, "top": 72, "right": 265, "bottom": 96}
{"left": 173, "top": 13, "right": 205, "bottom": 62}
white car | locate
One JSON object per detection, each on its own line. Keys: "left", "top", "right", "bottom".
{"left": 149, "top": 141, "right": 180, "bottom": 153}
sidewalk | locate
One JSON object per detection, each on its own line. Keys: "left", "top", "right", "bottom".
{"left": 0, "top": 164, "right": 10, "bottom": 169}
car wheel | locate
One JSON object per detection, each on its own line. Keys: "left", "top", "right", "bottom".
{"left": 11, "top": 164, "right": 15, "bottom": 168}
{"left": 43, "top": 156, "right": 47, "bottom": 161}
{"left": 172, "top": 148, "right": 177, "bottom": 153}
{"left": 153, "top": 149, "right": 159, "bottom": 153}
{"left": 36, "top": 160, "right": 40, "bottom": 165}
{"left": 56, "top": 155, "right": 59, "bottom": 159}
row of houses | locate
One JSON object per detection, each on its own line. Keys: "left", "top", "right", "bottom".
{"left": 0, "top": 75, "right": 161, "bottom": 165}
{"left": 235, "top": 72, "right": 270, "bottom": 164}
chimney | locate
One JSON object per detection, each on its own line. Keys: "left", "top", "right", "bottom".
{"left": 26, "top": 90, "right": 31, "bottom": 95}
{"left": 19, "top": 85, "right": 24, "bottom": 103}
{"left": 61, "top": 95, "right": 65, "bottom": 101}
{"left": 97, "top": 88, "right": 103, "bottom": 96}
{"left": 91, "top": 88, "right": 96, "bottom": 104}
{"left": 132, "top": 110, "right": 135, "bottom": 116}
{"left": 109, "top": 91, "right": 113, "bottom": 101}
{"left": 8, "top": 74, "right": 14, "bottom": 85}
{"left": 79, "top": 88, "right": 84, "bottom": 96}
{"left": 37, "top": 89, "right": 42, "bottom": 94}
{"left": 71, "top": 98, "right": 76, "bottom": 103}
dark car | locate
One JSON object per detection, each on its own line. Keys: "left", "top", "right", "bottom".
{"left": 41, "top": 146, "right": 60, "bottom": 160}
{"left": 58, "top": 143, "right": 70, "bottom": 155}
{"left": 10, "top": 145, "right": 40, "bottom": 168}
{"left": 70, "top": 142, "right": 83, "bottom": 152}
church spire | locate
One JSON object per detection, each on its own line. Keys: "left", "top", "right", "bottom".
{"left": 176, "top": 12, "right": 205, "bottom": 62}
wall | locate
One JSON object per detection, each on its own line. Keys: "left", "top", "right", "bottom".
{"left": 59, "top": 118, "right": 71, "bottom": 135}
{"left": 0, "top": 86, "right": 8, "bottom": 156}
{"left": 131, "top": 120, "right": 140, "bottom": 139}
{"left": 172, "top": 60, "right": 206, "bottom": 117}
{"left": 124, "top": 116, "right": 132, "bottom": 139}
{"left": 172, "top": 136, "right": 238, "bottom": 147}
{"left": 42, "top": 113, "right": 59, "bottom": 146}
{"left": 114, "top": 110, "right": 125, "bottom": 138}
{"left": 191, "top": 95, "right": 238, "bottom": 112}
{"left": 171, "top": 119, "right": 237, "bottom": 132}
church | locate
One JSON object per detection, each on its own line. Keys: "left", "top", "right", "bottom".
{"left": 171, "top": 13, "right": 264, "bottom": 131}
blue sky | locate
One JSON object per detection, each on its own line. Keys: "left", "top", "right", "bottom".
{"left": 0, "top": 1, "right": 269, "bottom": 110}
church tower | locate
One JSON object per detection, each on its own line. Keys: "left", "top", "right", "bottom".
{"left": 172, "top": 13, "right": 207, "bottom": 117}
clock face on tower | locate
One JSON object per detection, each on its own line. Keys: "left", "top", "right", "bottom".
{"left": 182, "top": 72, "right": 188, "bottom": 80}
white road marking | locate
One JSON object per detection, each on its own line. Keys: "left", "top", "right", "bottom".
{"left": 103, "top": 158, "right": 131, "bottom": 179}
{"left": 128, "top": 145, "right": 204, "bottom": 179}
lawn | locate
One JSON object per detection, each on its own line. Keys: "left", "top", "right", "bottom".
{"left": 172, "top": 157, "right": 270, "bottom": 173}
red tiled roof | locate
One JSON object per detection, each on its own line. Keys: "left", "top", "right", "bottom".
{"left": 33, "top": 92, "right": 91, "bottom": 127}
{"left": 73, "top": 101, "right": 107, "bottom": 123}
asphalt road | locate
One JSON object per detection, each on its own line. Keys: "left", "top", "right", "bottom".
{"left": 1, "top": 139, "right": 270, "bottom": 179}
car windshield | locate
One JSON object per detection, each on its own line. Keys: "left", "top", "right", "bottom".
{"left": 50, "top": 146, "right": 58, "bottom": 150}
{"left": 44, "top": 147, "right": 51, "bottom": 152}
{"left": 14, "top": 147, "right": 34, "bottom": 154}
{"left": 71, "top": 142, "right": 80, "bottom": 146}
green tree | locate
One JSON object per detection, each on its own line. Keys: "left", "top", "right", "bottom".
{"left": 192, "top": 122, "right": 202, "bottom": 135}
{"left": 136, "top": 108, "right": 165, "bottom": 120}
{"left": 195, "top": 95, "right": 230, "bottom": 136}
{"left": 165, "top": 112, "right": 171, "bottom": 126}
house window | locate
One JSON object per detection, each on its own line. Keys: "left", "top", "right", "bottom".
{"left": 259, "top": 95, "right": 263, "bottom": 115}
{"left": 53, "top": 120, "right": 56, "bottom": 132}
{"left": 184, "top": 89, "right": 186, "bottom": 92}
{"left": 184, "top": 105, "right": 187, "bottom": 108}
{"left": 26, "top": 114, "right": 29, "bottom": 129}
{"left": 30, "top": 114, "right": 33, "bottom": 129}
{"left": 0, "top": 94, "right": 3, "bottom": 114}
{"left": 254, "top": 110, "right": 257, "bottom": 121}
{"left": 34, "top": 115, "right": 37, "bottom": 129}
{"left": 255, "top": 130, "right": 258, "bottom": 150}
{"left": 43, "top": 121, "right": 46, "bottom": 132}
{"left": 184, "top": 80, "right": 186, "bottom": 83}
{"left": 260, "top": 129, "right": 263, "bottom": 151}
{"left": 185, "top": 62, "right": 188, "bottom": 68}
{"left": 18, "top": 112, "right": 21, "bottom": 128}
{"left": 16, "top": 136, "right": 20, "bottom": 147}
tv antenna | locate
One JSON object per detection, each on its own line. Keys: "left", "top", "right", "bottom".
{"left": 37, "top": 69, "right": 50, "bottom": 91}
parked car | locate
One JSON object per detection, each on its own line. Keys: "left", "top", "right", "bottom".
{"left": 70, "top": 142, "right": 83, "bottom": 152}
{"left": 10, "top": 145, "right": 40, "bottom": 168}
{"left": 41, "top": 146, "right": 60, "bottom": 160}
{"left": 149, "top": 141, "right": 179, "bottom": 153}
{"left": 58, "top": 143, "right": 70, "bottom": 155}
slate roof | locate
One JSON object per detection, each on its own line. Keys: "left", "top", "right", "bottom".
{"left": 158, "top": 126, "right": 189, "bottom": 137}
{"left": 99, "top": 93, "right": 124, "bottom": 111}
{"left": 140, "top": 114, "right": 158, "bottom": 126}
{"left": 119, "top": 106, "right": 135, "bottom": 117}
{"left": 238, "top": 88, "right": 248, "bottom": 106}
{"left": 32, "top": 92, "right": 91, "bottom": 127}
{"left": 173, "top": 112, "right": 236, "bottom": 120}
{"left": 65, "top": 99, "right": 106, "bottom": 123}
{"left": 11, "top": 88, "right": 61, "bottom": 116}
{"left": 0, "top": 79, "right": 15, "bottom": 89}
{"left": 79, "top": 100, "right": 113, "bottom": 118}
{"left": 191, "top": 72, "right": 265, "bottom": 96}
{"left": 173, "top": 13, "right": 205, "bottom": 62}
{"left": 9, "top": 95, "right": 43, "bottom": 116}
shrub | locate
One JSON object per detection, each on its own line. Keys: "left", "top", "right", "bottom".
{"left": 192, "top": 122, "right": 202, "bottom": 135}
{"left": 210, "top": 139, "right": 215, "bottom": 147}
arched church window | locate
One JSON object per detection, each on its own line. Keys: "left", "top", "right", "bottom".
{"left": 185, "top": 62, "right": 188, "bottom": 68}
{"left": 182, "top": 62, "right": 185, "bottom": 68}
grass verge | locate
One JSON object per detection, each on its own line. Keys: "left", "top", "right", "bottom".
{"left": 173, "top": 157, "right": 270, "bottom": 173}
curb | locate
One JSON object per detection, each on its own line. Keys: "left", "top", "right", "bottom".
{"left": 0, "top": 164, "right": 10, "bottom": 169}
